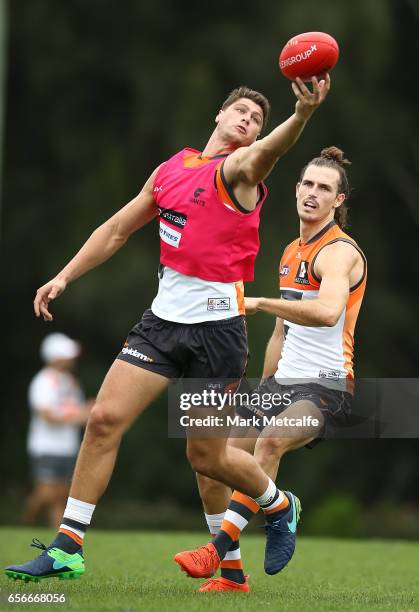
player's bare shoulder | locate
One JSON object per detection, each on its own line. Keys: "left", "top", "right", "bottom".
{"left": 141, "top": 163, "right": 165, "bottom": 195}
{"left": 315, "top": 239, "right": 365, "bottom": 287}
{"left": 222, "top": 146, "right": 250, "bottom": 183}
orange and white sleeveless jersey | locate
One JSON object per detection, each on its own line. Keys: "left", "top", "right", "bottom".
{"left": 276, "top": 220, "right": 367, "bottom": 382}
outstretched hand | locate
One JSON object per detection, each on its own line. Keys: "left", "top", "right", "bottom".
{"left": 34, "top": 277, "right": 67, "bottom": 321}
{"left": 293, "top": 73, "right": 331, "bottom": 122}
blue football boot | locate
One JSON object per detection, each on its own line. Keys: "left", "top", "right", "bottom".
{"left": 5, "top": 538, "right": 85, "bottom": 582}
{"left": 262, "top": 491, "right": 302, "bottom": 575}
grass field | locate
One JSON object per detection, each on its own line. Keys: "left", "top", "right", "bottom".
{"left": 0, "top": 528, "right": 417, "bottom": 611}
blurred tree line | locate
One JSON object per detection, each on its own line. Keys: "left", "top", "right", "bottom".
{"left": 1, "top": 0, "right": 418, "bottom": 536}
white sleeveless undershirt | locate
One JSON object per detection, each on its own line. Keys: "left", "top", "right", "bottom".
{"left": 151, "top": 265, "right": 244, "bottom": 323}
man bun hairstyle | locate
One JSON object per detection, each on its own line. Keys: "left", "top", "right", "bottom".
{"left": 221, "top": 86, "right": 270, "bottom": 131}
{"left": 300, "top": 146, "right": 351, "bottom": 229}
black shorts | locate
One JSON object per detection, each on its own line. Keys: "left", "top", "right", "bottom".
{"left": 29, "top": 454, "right": 76, "bottom": 482}
{"left": 236, "top": 376, "right": 353, "bottom": 445}
{"left": 117, "top": 309, "right": 248, "bottom": 385}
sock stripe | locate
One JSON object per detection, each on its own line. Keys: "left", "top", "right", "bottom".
{"left": 231, "top": 491, "right": 260, "bottom": 514}
{"left": 220, "top": 559, "right": 243, "bottom": 569}
{"left": 220, "top": 521, "right": 241, "bottom": 542}
{"left": 259, "top": 488, "right": 280, "bottom": 510}
{"left": 60, "top": 524, "right": 84, "bottom": 539}
{"left": 224, "top": 509, "right": 248, "bottom": 531}
{"left": 227, "top": 540, "right": 240, "bottom": 551}
{"left": 264, "top": 495, "right": 289, "bottom": 514}
{"left": 62, "top": 517, "right": 87, "bottom": 532}
{"left": 229, "top": 500, "right": 256, "bottom": 522}
{"left": 224, "top": 548, "right": 241, "bottom": 561}
{"left": 205, "top": 512, "right": 225, "bottom": 522}
{"left": 58, "top": 528, "right": 83, "bottom": 546}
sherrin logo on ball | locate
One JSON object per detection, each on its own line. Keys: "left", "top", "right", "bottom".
{"left": 279, "top": 32, "right": 339, "bottom": 81}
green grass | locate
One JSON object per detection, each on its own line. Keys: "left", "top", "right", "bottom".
{"left": 0, "top": 528, "right": 417, "bottom": 611}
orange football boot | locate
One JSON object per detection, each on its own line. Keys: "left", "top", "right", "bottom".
{"left": 198, "top": 575, "right": 250, "bottom": 593}
{"left": 174, "top": 543, "right": 220, "bottom": 578}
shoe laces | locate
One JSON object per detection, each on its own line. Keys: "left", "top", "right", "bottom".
{"left": 30, "top": 538, "right": 48, "bottom": 551}
{"left": 190, "top": 545, "right": 218, "bottom": 570}
{"left": 200, "top": 578, "right": 219, "bottom": 589}
{"left": 259, "top": 518, "right": 285, "bottom": 532}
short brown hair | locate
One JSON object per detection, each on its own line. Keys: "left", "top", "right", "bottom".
{"left": 221, "top": 86, "right": 270, "bottom": 131}
{"left": 300, "top": 146, "right": 352, "bottom": 229}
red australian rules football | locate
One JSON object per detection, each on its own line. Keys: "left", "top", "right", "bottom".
{"left": 279, "top": 32, "right": 339, "bottom": 81}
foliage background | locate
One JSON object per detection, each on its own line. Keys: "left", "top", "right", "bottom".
{"left": 1, "top": 0, "right": 418, "bottom": 536}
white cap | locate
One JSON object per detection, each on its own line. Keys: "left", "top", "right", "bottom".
{"left": 40, "top": 333, "right": 81, "bottom": 363}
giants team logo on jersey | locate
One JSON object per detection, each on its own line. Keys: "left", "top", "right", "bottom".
{"left": 280, "top": 264, "right": 290, "bottom": 277}
{"left": 295, "top": 260, "right": 310, "bottom": 284}
{"left": 190, "top": 187, "right": 206, "bottom": 207}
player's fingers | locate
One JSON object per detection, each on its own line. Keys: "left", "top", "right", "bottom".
{"left": 318, "top": 74, "right": 331, "bottom": 100}
{"left": 48, "top": 288, "right": 58, "bottom": 300}
{"left": 295, "top": 77, "right": 311, "bottom": 97}
{"left": 40, "top": 302, "right": 53, "bottom": 322}
{"left": 291, "top": 81, "right": 304, "bottom": 100}
{"left": 33, "top": 296, "right": 40, "bottom": 317}
{"left": 320, "top": 73, "right": 331, "bottom": 93}
{"left": 33, "top": 290, "right": 48, "bottom": 317}
{"left": 311, "top": 76, "right": 320, "bottom": 92}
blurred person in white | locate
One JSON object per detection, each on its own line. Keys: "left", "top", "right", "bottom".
{"left": 24, "top": 333, "right": 92, "bottom": 529}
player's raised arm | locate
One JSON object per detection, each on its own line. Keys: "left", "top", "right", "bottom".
{"left": 224, "top": 74, "right": 330, "bottom": 187}
{"left": 34, "top": 167, "right": 160, "bottom": 321}
{"left": 246, "top": 240, "right": 360, "bottom": 327}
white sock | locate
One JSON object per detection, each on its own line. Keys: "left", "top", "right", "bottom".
{"left": 253, "top": 478, "right": 285, "bottom": 511}
{"left": 64, "top": 497, "right": 96, "bottom": 524}
{"left": 59, "top": 497, "right": 96, "bottom": 538}
{"left": 205, "top": 512, "right": 225, "bottom": 537}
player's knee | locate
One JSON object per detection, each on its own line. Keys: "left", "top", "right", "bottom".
{"left": 257, "top": 436, "right": 293, "bottom": 460}
{"left": 187, "top": 445, "right": 219, "bottom": 477}
{"left": 86, "top": 403, "right": 122, "bottom": 439}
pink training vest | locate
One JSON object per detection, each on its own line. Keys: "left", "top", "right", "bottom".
{"left": 153, "top": 148, "right": 267, "bottom": 283}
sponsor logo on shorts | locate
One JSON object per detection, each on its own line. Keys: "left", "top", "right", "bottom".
{"left": 207, "top": 298, "right": 231, "bottom": 311}
{"left": 158, "top": 207, "right": 187, "bottom": 229}
{"left": 121, "top": 346, "right": 154, "bottom": 362}
{"left": 159, "top": 221, "right": 181, "bottom": 248}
